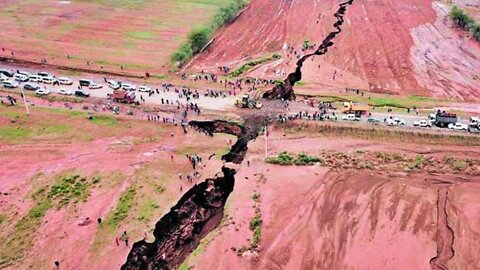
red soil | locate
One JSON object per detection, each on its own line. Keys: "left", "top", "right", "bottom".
{"left": 190, "top": 0, "right": 480, "bottom": 100}
{"left": 183, "top": 133, "right": 480, "bottom": 269}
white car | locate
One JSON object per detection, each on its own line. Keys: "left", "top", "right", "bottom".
{"left": 448, "top": 123, "right": 468, "bottom": 131}
{"left": 58, "top": 77, "right": 73, "bottom": 85}
{"left": 138, "top": 85, "right": 151, "bottom": 92}
{"left": 3, "top": 80, "right": 19, "bottom": 88}
{"left": 122, "top": 83, "right": 136, "bottom": 91}
{"left": 14, "top": 73, "right": 29, "bottom": 82}
{"left": 342, "top": 114, "right": 361, "bottom": 121}
{"left": 24, "top": 83, "right": 41, "bottom": 91}
{"left": 0, "top": 74, "right": 8, "bottom": 82}
{"left": 18, "top": 70, "right": 31, "bottom": 77}
{"left": 29, "top": 75, "right": 43, "bottom": 82}
{"left": 89, "top": 82, "right": 103, "bottom": 89}
{"left": 42, "top": 77, "right": 57, "bottom": 84}
{"left": 419, "top": 120, "right": 431, "bottom": 127}
{"left": 38, "top": 71, "right": 54, "bottom": 78}
{"left": 58, "top": 88, "right": 73, "bottom": 95}
{"left": 35, "top": 89, "right": 51, "bottom": 95}
{"left": 387, "top": 118, "right": 405, "bottom": 126}
{"left": 107, "top": 80, "right": 121, "bottom": 89}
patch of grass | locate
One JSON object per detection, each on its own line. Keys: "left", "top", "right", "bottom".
{"left": 249, "top": 211, "right": 262, "bottom": 247}
{"left": 105, "top": 185, "right": 136, "bottom": 227}
{"left": 0, "top": 126, "right": 32, "bottom": 141}
{"left": 252, "top": 192, "right": 260, "bottom": 203}
{"left": 265, "top": 152, "right": 294, "bottom": 165}
{"left": 137, "top": 199, "right": 159, "bottom": 223}
{"left": 294, "top": 152, "right": 323, "bottom": 166}
{"left": 48, "top": 174, "right": 91, "bottom": 208}
{"left": 407, "top": 155, "right": 426, "bottom": 171}
{"left": 90, "top": 115, "right": 118, "bottom": 127}
{"left": 229, "top": 53, "right": 281, "bottom": 77}
{"left": 452, "top": 160, "right": 467, "bottom": 171}
{"left": 126, "top": 31, "right": 155, "bottom": 40}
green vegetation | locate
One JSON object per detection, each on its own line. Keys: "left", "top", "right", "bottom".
{"left": 265, "top": 152, "right": 294, "bottom": 165}
{"left": 90, "top": 115, "right": 118, "bottom": 127}
{"left": 450, "top": 6, "right": 480, "bottom": 42}
{"left": 266, "top": 152, "right": 323, "bottom": 166}
{"left": 48, "top": 174, "right": 91, "bottom": 208}
{"left": 0, "top": 126, "right": 32, "bottom": 141}
{"left": 407, "top": 155, "right": 426, "bottom": 170}
{"left": 249, "top": 211, "right": 262, "bottom": 247}
{"left": 302, "top": 39, "right": 310, "bottom": 50}
{"left": 126, "top": 31, "right": 155, "bottom": 40}
{"left": 171, "top": 0, "right": 248, "bottom": 66}
{"left": 452, "top": 160, "right": 467, "bottom": 171}
{"left": 0, "top": 172, "right": 98, "bottom": 267}
{"left": 229, "top": 53, "right": 281, "bottom": 77}
{"left": 105, "top": 186, "right": 136, "bottom": 227}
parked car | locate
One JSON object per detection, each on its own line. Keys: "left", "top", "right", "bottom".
{"left": 14, "top": 73, "right": 29, "bottom": 82}
{"left": 35, "top": 89, "right": 51, "bottom": 95}
{"left": 0, "top": 69, "right": 14, "bottom": 77}
{"left": 18, "top": 70, "right": 31, "bottom": 77}
{"left": 107, "top": 80, "right": 121, "bottom": 90}
{"left": 387, "top": 117, "right": 405, "bottom": 126}
{"left": 42, "top": 77, "right": 57, "bottom": 84}
{"left": 29, "top": 75, "right": 43, "bottom": 82}
{"left": 38, "top": 71, "right": 54, "bottom": 78}
{"left": 470, "top": 117, "right": 479, "bottom": 126}
{"left": 24, "top": 83, "right": 41, "bottom": 91}
{"left": 0, "top": 74, "right": 8, "bottom": 82}
{"left": 448, "top": 123, "right": 468, "bottom": 131}
{"left": 58, "top": 88, "right": 73, "bottom": 95}
{"left": 138, "top": 85, "right": 151, "bottom": 92}
{"left": 89, "top": 82, "right": 103, "bottom": 89}
{"left": 2, "top": 80, "right": 19, "bottom": 88}
{"left": 367, "top": 118, "right": 380, "bottom": 125}
{"left": 58, "top": 77, "right": 73, "bottom": 85}
{"left": 342, "top": 114, "right": 361, "bottom": 121}
{"left": 419, "top": 120, "right": 432, "bottom": 127}
{"left": 122, "top": 83, "right": 136, "bottom": 91}
{"left": 75, "top": 90, "right": 90, "bottom": 97}
{"left": 79, "top": 79, "right": 93, "bottom": 87}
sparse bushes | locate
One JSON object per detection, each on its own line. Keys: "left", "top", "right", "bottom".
{"left": 230, "top": 54, "right": 281, "bottom": 77}
{"left": 171, "top": 0, "right": 248, "bottom": 66}
{"left": 266, "top": 152, "right": 324, "bottom": 166}
{"left": 265, "top": 152, "right": 294, "bottom": 165}
{"left": 294, "top": 152, "right": 323, "bottom": 165}
{"left": 450, "top": 6, "right": 480, "bottom": 42}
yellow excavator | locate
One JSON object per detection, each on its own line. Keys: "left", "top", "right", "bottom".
{"left": 234, "top": 94, "right": 263, "bottom": 109}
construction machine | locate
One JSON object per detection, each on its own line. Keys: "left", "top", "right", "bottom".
{"left": 234, "top": 94, "right": 263, "bottom": 109}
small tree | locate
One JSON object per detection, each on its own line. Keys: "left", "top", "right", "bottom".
{"left": 188, "top": 27, "right": 212, "bottom": 54}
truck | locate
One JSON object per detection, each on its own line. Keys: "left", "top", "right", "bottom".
{"left": 234, "top": 94, "right": 262, "bottom": 109}
{"left": 110, "top": 90, "right": 136, "bottom": 103}
{"left": 434, "top": 111, "right": 457, "bottom": 128}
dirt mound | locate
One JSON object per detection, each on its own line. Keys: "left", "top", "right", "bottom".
{"left": 190, "top": 0, "right": 480, "bottom": 100}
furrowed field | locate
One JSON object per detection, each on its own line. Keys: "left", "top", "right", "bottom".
{"left": 0, "top": 0, "right": 236, "bottom": 76}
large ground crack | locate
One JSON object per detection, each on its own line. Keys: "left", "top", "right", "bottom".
{"left": 429, "top": 189, "right": 455, "bottom": 270}
{"left": 121, "top": 119, "right": 263, "bottom": 269}
{"left": 263, "top": 0, "right": 354, "bottom": 100}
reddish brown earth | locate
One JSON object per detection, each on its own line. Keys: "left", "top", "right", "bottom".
{"left": 190, "top": 0, "right": 480, "bottom": 100}
{"left": 181, "top": 131, "right": 480, "bottom": 270}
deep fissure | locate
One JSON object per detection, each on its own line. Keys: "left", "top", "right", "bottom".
{"left": 263, "top": 0, "right": 354, "bottom": 100}
{"left": 121, "top": 118, "right": 263, "bottom": 270}
{"left": 429, "top": 189, "right": 455, "bottom": 270}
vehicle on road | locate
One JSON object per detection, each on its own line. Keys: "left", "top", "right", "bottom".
{"left": 58, "top": 77, "right": 73, "bottom": 85}
{"left": 448, "top": 122, "right": 468, "bottom": 131}
{"left": 18, "top": 71, "right": 31, "bottom": 77}
{"left": 0, "top": 74, "right": 8, "bottom": 82}
{"left": 29, "top": 75, "right": 43, "bottom": 82}
{"left": 24, "top": 83, "right": 41, "bottom": 91}
{"left": 79, "top": 79, "right": 93, "bottom": 87}
{"left": 38, "top": 71, "right": 54, "bottom": 78}
{"left": 434, "top": 111, "right": 457, "bottom": 128}
{"left": 42, "top": 77, "right": 57, "bottom": 84}
{"left": 386, "top": 117, "right": 405, "bottom": 126}
{"left": 110, "top": 89, "right": 136, "bottom": 103}
{"left": 470, "top": 117, "right": 479, "bottom": 126}
{"left": 107, "top": 80, "right": 121, "bottom": 90}
{"left": 0, "top": 69, "right": 14, "bottom": 77}
{"left": 122, "top": 83, "right": 136, "bottom": 91}
{"left": 342, "top": 114, "right": 361, "bottom": 121}
{"left": 138, "top": 85, "right": 151, "bottom": 92}
{"left": 3, "top": 80, "right": 19, "bottom": 88}
{"left": 414, "top": 120, "right": 432, "bottom": 127}
{"left": 89, "top": 83, "right": 103, "bottom": 89}
{"left": 58, "top": 89, "right": 73, "bottom": 95}
{"left": 14, "top": 73, "right": 29, "bottom": 82}
{"left": 234, "top": 94, "right": 262, "bottom": 109}
{"left": 75, "top": 90, "right": 90, "bottom": 97}
{"left": 367, "top": 118, "right": 380, "bottom": 124}
{"left": 35, "top": 88, "right": 51, "bottom": 95}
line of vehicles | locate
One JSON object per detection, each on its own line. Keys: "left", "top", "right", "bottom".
{"left": 0, "top": 68, "right": 149, "bottom": 103}
{"left": 341, "top": 111, "right": 479, "bottom": 133}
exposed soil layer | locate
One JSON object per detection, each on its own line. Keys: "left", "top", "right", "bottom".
{"left": 123, "top": 118, "right": 263, "bottom": 268}
{"left": 121, "top": 166, "right": 236, "bottom": 270}
{"left": 263, "top": 0, "right": 354, "bottom": 100}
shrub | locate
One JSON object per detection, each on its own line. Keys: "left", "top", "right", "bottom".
{"left": 265, "top": 152, "right": 294, "bottom": 165}
{"left": 294, "top": 152, "right": 323, "bottom": 165}
{"left": 452, "top": 160, "right": 467, "bottom": 171}
{"left": 450, "top": 6, "right": 480, "bottom": 42}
